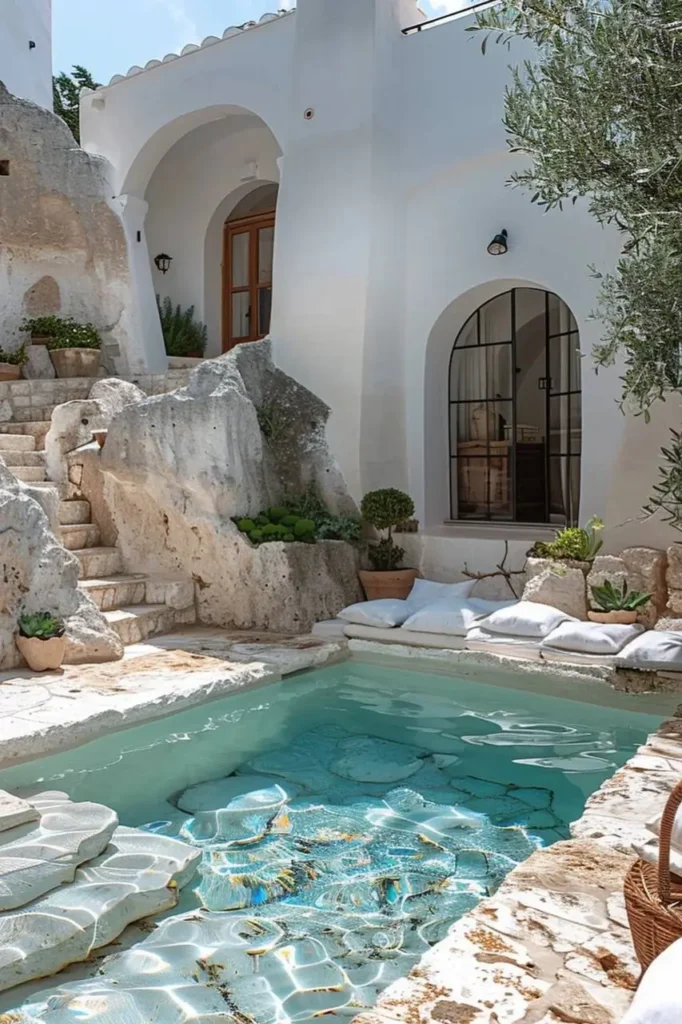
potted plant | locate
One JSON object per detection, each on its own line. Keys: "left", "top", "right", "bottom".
{"left": 157, "top": 296, "right": 208, "bottom": 360}
{"left": 359, "top": 488, "right": 419, "bottom": 600}
{"left": 588, "top": 580, "right": 651, "bottom": 624}
{"left": 47, "top": 322, "right": 101, "bottom": 378}
{"left": 16, "top": 611, "right": 67, "bottom": 671}
{"left": 20, "top": 315, "right": 66, "bottom": 346}
{"left": 529, "top": 516, "right": 604, "bottom": 565}
{"left": 0, "top": 345, "right": 28, "bottom": 381}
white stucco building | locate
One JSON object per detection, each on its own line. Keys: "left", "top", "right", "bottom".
{"left": 6, "top": 0, "right": 678, "bottom": 567}
{"left": 1, "top": 0, "right": 52, "bottom": 109}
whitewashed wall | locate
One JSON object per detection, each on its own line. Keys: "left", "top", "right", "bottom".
{"left": 81, "top": 0, "right": 679, "bottom": 558}
{"left": 0, "top": 0, "right": 52, "bottom": 109}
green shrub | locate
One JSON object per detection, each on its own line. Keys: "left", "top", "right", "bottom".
{"left": 237, "top": 518, "right": 256, "bottom": 534}
{"left": 294, "top": 518, "right": 316, "bottom": 538}
{"left": 268, "top": 507, "right": 289, "bottom": 523}
{"left": 157, "top": 296, "right": 207, "bottom": 357}
{"left": 530, "top": 516, "right": 604, "bottom": 563}
{"left": 18, "top": 611, "right": 65, "bottom": 639}
{"left": 283, "top": 533, "right": 295, "bottom": 542}
{"left": 255, "top": 514, "right": 270, "bottom": 527}
{"left": 281, "top": 515, "right": 300, "bottom": 528}
{"left": 20, "top": 315, "right": 66, "bottom": 338}
{"left": 360, "top": 488, "right": 415, "bottom": 572}
{"left": 262, "top": 524, "right": 280, "bottom": 538}
{"left": 315, "top": 514, "right": 362, "bottom": 544}
{"left": 250, "top": 529, "right": 263, "bottom": 543}
{"left": 0, "top": 345, "right": 28, "bottom": 366}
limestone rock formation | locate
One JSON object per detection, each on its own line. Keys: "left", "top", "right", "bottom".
{"left": 0, "top": 465, "right": 123, "bottom": 668}
{"left": 100, "top": 342, "right": 362, "bottom": 631}
{"left": 0, "top": 83, "right": 140, "bottom": 373}
{"left": 45, "top": 377, "right": 146, "bottom": 483}
{"left": 589, "top": 549, "right": 667, "bottom": 626}
{"left": 522, "top": 558, "right": 588, "bottom": 619}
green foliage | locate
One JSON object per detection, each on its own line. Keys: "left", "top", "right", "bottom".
{"left": 643, "top": 427, "right": 682, "bottom": 529}
{"left": 0, "top": 345, "right": 27, "bottom": 366}
{"left": 590, "top": 579, "right": 651, "bottom": 612}
{"left": 233, "top": 490, "right": 361, "bottom": 548}
{"left": 361, "top": 489, "right": 414, "bottom": 572}
{"left": 315, "top": 515, "right": 363, "bottom": 544}
{"left": 473, "top": 0, "right": 682, "bottom": 526}
{"left": 368, "top": 537, "right": 406, "bottom": 572}
{"left": 18, "top": 611, "right": 65, "bottom": 640}
{"left": 530, "top": 516, "right": 605, "bottom": 562}
{"left": 21, "top": 316, "right": 100, "bottom": 349}
{"left": 157, "top": 296, "right": 207, "bottom": 357}
{"left": 53, "top": 66, "right": 101, "bottom": 144}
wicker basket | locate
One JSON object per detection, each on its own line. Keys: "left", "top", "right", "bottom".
{"left": 625, "top": 780, "right": 682, "bottom": 972}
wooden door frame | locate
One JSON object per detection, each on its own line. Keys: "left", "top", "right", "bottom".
{"left": 222, "top": 209, "right": 276, "bottom": 352}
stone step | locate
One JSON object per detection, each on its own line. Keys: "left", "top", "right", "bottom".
{"left": 0, "top": 450, "right": 46, "bottom": 467}
{"left": 104, "top": 605, "right": 177, "bottom": 645}
{"left": 61, "top": 523, "right": 101, "bottom": 551}
{"left": 59, "top": 499, "right": 91, "bottom": 526}
{"left": 0, "top": 820, "right": 199, "bottom": 994}
{"left": 10, "top": 407, "right": 57, "bottom": 424}
{"left": 80, "top": 575, "right": 195, "bottom": 613}
{"left": 0, "top": 792, "right": 117, "bottom": 912}
{"left": 0, "top": 433, "right": 36, "bottom": 451}
{"left": 10, "top": 466, "right": 46, "bottom": 482}
{"left": 75, "top": 547, "right": 122, "bottom": 579}
{"left": 0, "top": 421, "right": 52, "bottom": 450}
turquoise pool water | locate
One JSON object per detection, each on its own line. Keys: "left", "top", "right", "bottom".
{"left": 0, "top": 660, "right": 664, "bottom": 1018}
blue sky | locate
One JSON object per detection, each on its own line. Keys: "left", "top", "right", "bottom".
{"left": 53, "top": 0, "right": 457, "bottom": 83}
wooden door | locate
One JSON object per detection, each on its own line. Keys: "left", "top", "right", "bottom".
{"left": 223, "top": 211, "right": 275, "bottom": 352}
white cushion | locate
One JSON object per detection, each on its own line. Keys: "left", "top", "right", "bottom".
{"left": 622, "top": 936, "right": 682, "bottom": 1023}
{"left": 406, "top": 577, "right": 476, "bottom": 610}
{"left": 338, "top": 599, "right": 411, "bottom": 628}
{"left": 615, "top": 630, "right": 682, "bottom": 672}
{"left": 466, "top": 625, "right": 541, "bottom": 647}
{"left": 403, "top": 598, "right": 517, "bottom": 637}
{"left": 475, "top": 600, "right": 576, "bottom": 639}
{"left": 541, "top": 621, "right": 644, "bottom": 656}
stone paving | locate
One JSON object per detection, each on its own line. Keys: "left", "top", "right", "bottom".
{"left": 0, "top": 627, "right": 678, "bottom": 1021}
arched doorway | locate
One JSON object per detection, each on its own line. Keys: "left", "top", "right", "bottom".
{"left": 222, "top": 183, "right": 278, "bottom": 351}
{"left": 449, "top": 287, "right": 581, "bottom": 524}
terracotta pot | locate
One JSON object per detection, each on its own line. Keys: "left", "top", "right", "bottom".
{"left": 0, "top": 362, "right": 21, "bottom": 381}
{"left": 359, "top": 568, "right": 419, "bottom": 601}
{"left": 49, "top": 347, "right": 100, "bottom": 378}
{"left": 92, "top": 429, "right": 108, "bottom": 448}
{"left": 16, "top": 633, "right": 67, "bottom": 672}
{"left": 587, "top": 610, "right": 638, "bottom": 625}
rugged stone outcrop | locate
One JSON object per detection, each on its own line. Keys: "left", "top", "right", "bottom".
{"left": 589, "top": 548, "right": 668, "bottom": 626}
{"left": 100, "top": 342, "right": 361, "bottom": 631}
{"left": 45, "top": 377, "right": 146, "bottom": 483}
{"left": 522, "top": 558, "right": 588, "bottom": 619}
{"left": 0, "top": 83, "right": 139, "bottom": 374}
{"left": 0, "top": 465, "right": 123, "bottom": 668}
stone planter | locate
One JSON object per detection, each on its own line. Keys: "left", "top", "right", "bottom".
{"left": 16, "top": 633, "right": 67, "bottom": 672}
{"left": 587, "top": 610, "right": 638, "bottom": 625}
{"left": 359, "top": 568, "right": 418, "bottom": 601}
{"left": 0, "top": 362, "right": 21, "bottom": 381}
{"left": 50, "top": 348, "right": 100, "bottom": 378}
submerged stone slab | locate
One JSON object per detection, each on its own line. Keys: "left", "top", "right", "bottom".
{"left": 330, "top": 735, "right": 426, "bottom": 783}
{"left": 0, "top": 791, "right": 118, "bottom": 910}
{"left": 0, "top": 790, "right": 38, "bottom": 832}
{"left": 0, "top": 825, "right": 200, "bottom": 992}
{"left": 177, "top": 773, "right": 301, "bottom": 813}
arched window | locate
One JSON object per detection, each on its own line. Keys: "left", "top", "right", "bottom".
{"left": 449, "top": 288, "right": 581, "bottom": 524}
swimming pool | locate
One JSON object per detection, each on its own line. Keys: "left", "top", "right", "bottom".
{"left": 0, "top": 659, "right": 664, "bottom": 1021}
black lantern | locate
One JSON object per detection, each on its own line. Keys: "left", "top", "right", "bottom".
{"left": 487, "top": 229, "right": 508, "bottom": 256}
{"left": 154, "top": 253, "right": 173, "bottom": 274}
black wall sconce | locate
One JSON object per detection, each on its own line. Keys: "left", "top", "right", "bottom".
{"left": 154, "top": 253, "right": 173, "bottom": 274}
{"left": 487, "top": 229, "right": 508, "bottom": 256}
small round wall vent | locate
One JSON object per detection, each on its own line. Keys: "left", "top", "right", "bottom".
{"left": 303, "top": 107, "right": 315, "bottom": 121}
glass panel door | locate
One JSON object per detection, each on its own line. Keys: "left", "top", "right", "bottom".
{"left": 223, "top": 212, "right": 276, "bottom": 351}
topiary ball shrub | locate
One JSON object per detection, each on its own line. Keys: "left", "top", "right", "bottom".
{"left": 237, "top": 518, "right": 256, "bottom": 534}
{"left": 255, "top": 514, "right": 270, "bottom": 527}
{"left": 294, "top": 519, "right": 316, "bottom": 538}
{"left": 268, "top": 507, "right": 289, "bottom": 523}
{"left": 250, "top": 529, "right": 263, "bottom": 543}
{"left": 360, "top": 488, "right": 415, "bottom": 572}
{"left": 281, "top": 515, "right": 300, "bottom": 528}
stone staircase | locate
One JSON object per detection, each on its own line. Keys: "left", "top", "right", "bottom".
{"left": 0, "top": 392, "right": 196, "bottom": 647}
